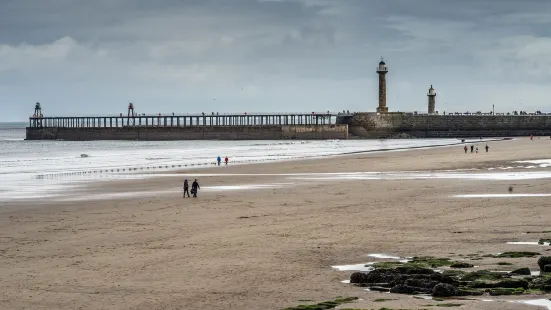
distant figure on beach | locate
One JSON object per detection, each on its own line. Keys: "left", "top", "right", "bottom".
{"left": 485, "top": 144, "right": 489, "bottom": 152}
{"left": 530, "top": 135, "right": 533, "bottom": 141}
{"left": 217, "top": 156, "right": 221, "bottom": 166}
{"left": 470, "top": 145, "right": 474, "bottom": 153}
{"left": 464, "top": 145, "right": 468, "bottom": 153}
{"left": 183, "top": 179, "right": 190, "bottom": 198}
{"left": 225, "top": 156, "right": 229, "bottom": 165}
{"left": 191, "top": 179, "right": 200, "bottom": 198}
{"left": 476, "top": 145, "right": 479, "bottom": 153}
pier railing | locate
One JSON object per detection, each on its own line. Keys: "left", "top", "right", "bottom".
{"left": 27, "top": 112, "right": 349, "bottom": 128}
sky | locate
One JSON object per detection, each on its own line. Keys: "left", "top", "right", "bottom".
{"left": 2, "top": 0, "right": 551, "bottom": 121}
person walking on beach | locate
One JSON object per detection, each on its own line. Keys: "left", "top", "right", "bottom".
{"left": 464, "top": 145, "right": 468, "bottom": 153}
{"left": 476, "top": 145, "right": 479, "bottom": 153}
{"left": 485, "top": 144, "right": 489, "bottom": 152}
{"left": 225, "top": 156, "right": 229, "bottom": 165}
{"left": 217, "top": 156, "right": 221, "bottom": 166}
{"left": 191, "top": 179, "right": 200, "bottom": 198}
{"left": 183, "top": 179, "right": 190, "bottom": 198}
{"left": 470, "top": 145, "right": 474, "bottom": 153}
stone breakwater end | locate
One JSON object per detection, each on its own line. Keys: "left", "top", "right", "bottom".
{"left": 347, "top": 113, "right": 551, "bottom": 138}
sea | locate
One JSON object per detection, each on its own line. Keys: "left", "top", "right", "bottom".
{"left": 0, "top": 122, "right": 469, "bottom": 202}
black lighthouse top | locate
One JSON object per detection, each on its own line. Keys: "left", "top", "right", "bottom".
{"left": 377, "top": 57, "right": 388, "bottom": 73}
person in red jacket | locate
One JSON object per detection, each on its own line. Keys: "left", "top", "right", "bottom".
{"left": 224, "top": 156, "right": 229, "bottom": 165}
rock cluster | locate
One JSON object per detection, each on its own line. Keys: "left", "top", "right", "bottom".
{"left": 350, "top": 256, "right": 551, "bottom": 297}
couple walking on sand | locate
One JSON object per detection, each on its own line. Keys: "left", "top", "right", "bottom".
{"left": 216, "top": 156, "right": 229, "bottom": 166}
{"left": 183, "top": 179, "right": 200, "bottom": 198}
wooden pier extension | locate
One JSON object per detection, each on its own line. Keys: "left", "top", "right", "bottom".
{"left": 26, "top": 112, "right": 349, "bottom": 141}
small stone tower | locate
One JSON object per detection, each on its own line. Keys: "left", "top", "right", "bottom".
{"left": 376, "top": 58, "right": 388, "bottom": 113}
{"left": 34, "top": 102, "right": 42, "bottom": 117}
{"left": 427, "top": 85, "right": 436, "bottom": 114}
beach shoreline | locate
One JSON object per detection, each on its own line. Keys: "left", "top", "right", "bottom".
{"left": 1, "top": 137, "right": 551, "bottom": 309}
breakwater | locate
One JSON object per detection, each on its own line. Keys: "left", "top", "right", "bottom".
{"left": 348, "top": 113, "right": 551, "bottom": 138}
{"left": 26, "top": 113, "right": 348, "bottom": 141}
{"left": 26, "top": 112, "right": 551, "bottom": 140}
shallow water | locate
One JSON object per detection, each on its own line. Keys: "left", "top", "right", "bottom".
{"left": 518, "top": 299, "right": 551, "bottom": 309}
{"left": 0, "top": 133, "right": 472, "bottom": 201}
{"left": 367, "top": 253, "right": 402, "bottom": 260}
{"left": 331, "top": 263, "right": 374, "bottom": 272}
{"left": 515, "top": 159, "right": 551, "bottom": 168}
{"left": 53, "top": 183, "right": 290, "bottom": 202}
{"left": 506, "top": 241, "right": 550, "bottom": 246}
{"left": 455, "top": 194, "right": 551, "bottom": 198}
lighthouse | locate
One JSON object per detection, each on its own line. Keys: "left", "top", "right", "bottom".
{"left": 127, "top": 102, "right": 135, "bottom": 126}
{"left": 427, "top": 85, "right": 436, "bottom": 114}
{"left": 376, "top": 58, "right": 388, "bottom": 113}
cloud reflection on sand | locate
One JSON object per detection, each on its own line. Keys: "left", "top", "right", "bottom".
{"left": 6, "top": 169, "right": 551, "bottom": 202}
{"left": 54, "top": 183, "right": 291, "bottom": 202}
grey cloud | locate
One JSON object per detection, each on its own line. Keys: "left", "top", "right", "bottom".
{"left": 1, "top": 0, "right": 551, "bottom": 120}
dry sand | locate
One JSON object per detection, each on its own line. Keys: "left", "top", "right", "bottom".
{"left": 2, "top": 138, "right": 551, "bottom": 310}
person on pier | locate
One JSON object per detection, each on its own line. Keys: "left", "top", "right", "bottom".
{"left": 191, "top": 179, "right": 200, "bottom": 198}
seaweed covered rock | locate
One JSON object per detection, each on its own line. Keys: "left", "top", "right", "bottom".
{"left": 470, "top": 279, "right": 528, "bottom": 289}
{"left": 349, "top": 265, "right": 459, "bottom": 295}
{"left": 395, "top": 266, "right": 434, "bottom": 275}
{"left": 404, "top": 278, "right": 439, "bottom": 290}
{"left": 390, "top": 285, "right": 416, "bottom": 294}
{"left": 538, "top": 256, "right": 551, "bottom": 272}
{"left": 449, "top": 262, "right": 474, "bottom": 268}
{"left": 495, "top": 279, "right": 529, "bottom": 289}
{"left": 510, "top": 268, "right": 531, "bottom": 276}
{"left": 497, "top": 251, "right": 540, "bottom": 258}
{"left": 432, "top": 283, "right": 459, "bottom": 297}
{"left": 528, "top": 277, "right": 546, "bottom": 289}
{"left": 350, "top": 272, "right": 369, "bottom": 284}
{"left": 488, "top": 288, "right": 525, "bottom": 296}
{"left": 461, "top": 270, "right": 504, "bottom": 282}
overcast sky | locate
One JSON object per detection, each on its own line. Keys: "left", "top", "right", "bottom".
{"left": 2, "top": 0, "right": 551, "bottom": 121}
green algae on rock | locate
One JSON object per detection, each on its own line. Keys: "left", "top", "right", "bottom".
{"left": 282, "top": 297, "right": 359, "bottom": 310}
{"left": 496, "top": 252, "right": 540, "bottom": 258}
{"left": 449, "top": 262, "right": 474, "bottom": 268}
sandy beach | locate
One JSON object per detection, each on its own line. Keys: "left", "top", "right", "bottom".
{"left": 2, "top": 138, "right": 551, "bottom": 310}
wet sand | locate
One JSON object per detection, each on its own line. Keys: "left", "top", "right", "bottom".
{"left": 1, "top": 138, "right": 551, "bottom": 309}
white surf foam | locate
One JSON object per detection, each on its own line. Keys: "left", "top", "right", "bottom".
{"left": 455, "top": 194, "right": 551, "bottom": 198}
{"left": 0, "top": 139, "right": 472, "bottom": 201}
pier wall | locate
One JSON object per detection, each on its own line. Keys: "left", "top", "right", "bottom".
{"left": 349, "top": 113, "right": 551, "bottom": 138}
{"left": 25, "top": 125, "right": 348, "bottom": 141}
